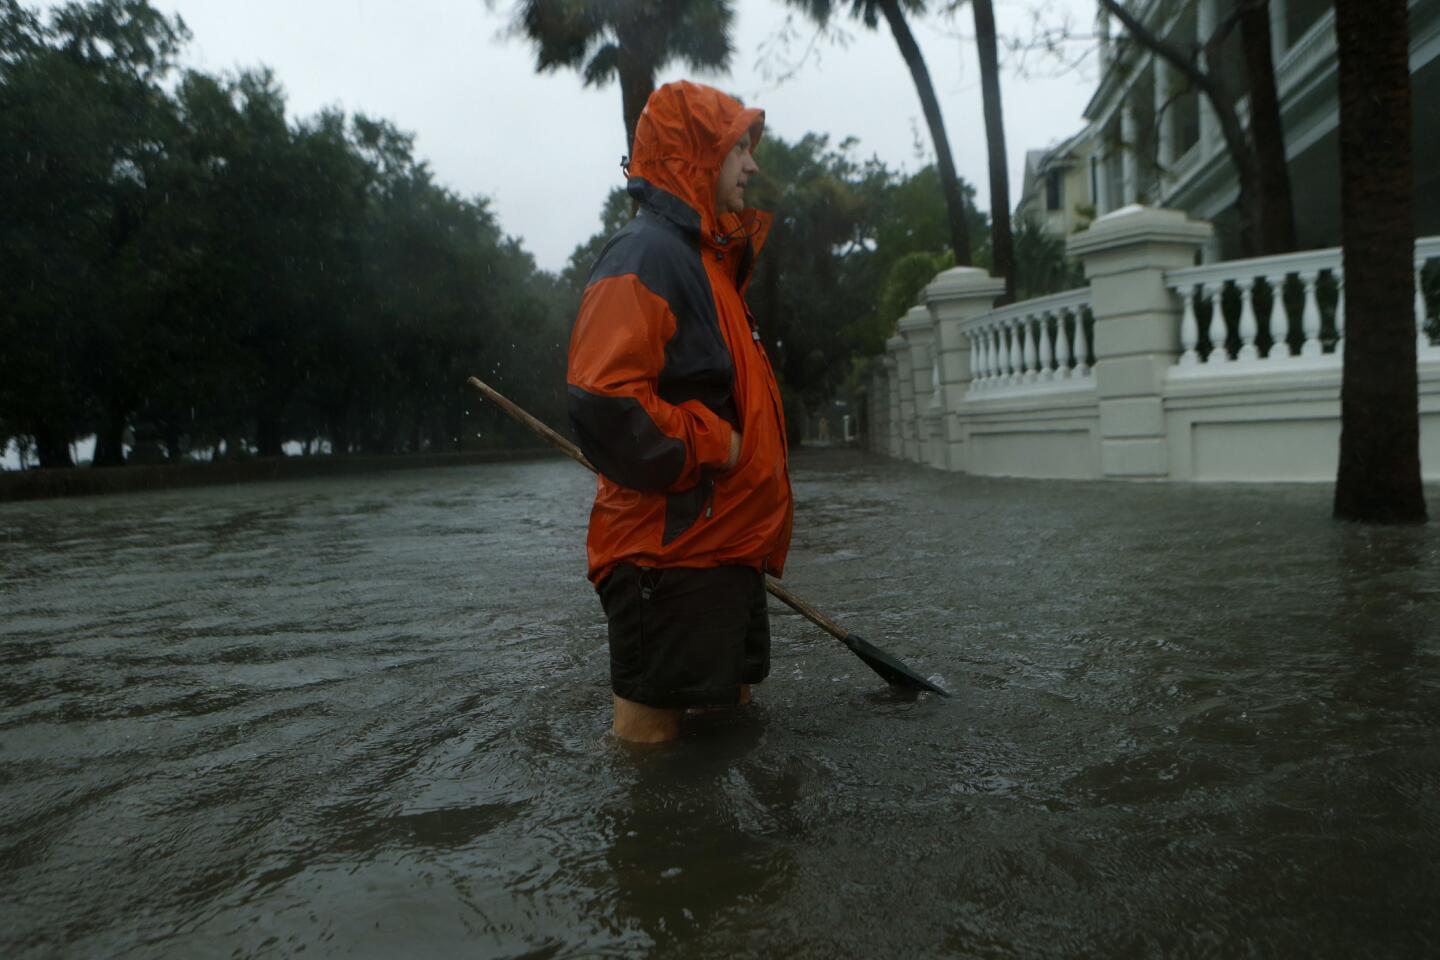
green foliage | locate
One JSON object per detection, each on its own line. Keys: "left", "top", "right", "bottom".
{"left": 0, "top": 0, "right": 1011, "bottom": 465}
{"left": 1012, "top": 215, "right": 1084, "bottom": 299}
{"left": 0, "top": 0, "right": 566, "bottom": 467}
{"left": 515, "top": 0, "right": 734, "bottom": 81}
{"left": 870, "top": 250, "right": 951, "bottom": 344}
{"left": 513, "top": 0, "right": 735, "bottom": 147}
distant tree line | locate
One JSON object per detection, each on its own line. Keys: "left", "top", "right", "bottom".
{"left": 1, "top": 0, "right": 568, "bottom": 468}
{"left": 1, "top": 0, "right": 1078, "bottom": 468}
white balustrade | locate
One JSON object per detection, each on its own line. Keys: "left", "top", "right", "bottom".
{"left": 1163, "top": 237, "right": 1440, "bottom": 372}
{"left": 1176, "top": 284, "right": 1201, "bottom": 366}
{"left": 1299, "top": 271, "right": 1323, "bottom": 358}
{"left": 1010, "top": 318, "right": 1024, "bottom": 381}
{"left": 1264, "top": 272, "right": 1290, "bottom": 359}
{"left": 1000, "top": 322, "right": 1014, "bottom": 384}
{"left": 1204, "top": 281, "right": 1225, "bottom": 361}
{"left": 1415, "top": 236, "right": 1440, "bottom": 357}
{"left": 1334, "top": 268, "right": 1345, "bottom": 347}
{"left": 1008, "top": 321, "right": 1020, "bottom": 382}
{"left": 1022, "top": 316, "right": 1039, "bottom": 382}
{"left": 1165, "top": 245, "right": 1378, "bottom": 371}
{"left": 1074, "top": 306, "right": 1091, "bottom": 376}
{"left": 1038, "top": 313, "right": 1055, "bottom": 381}
{"left": 1236, "top": 277, "right": 1259, "bottom": 361}
{"left": 1055, "top": 309, "right": 1074, "bottom": 378}
{"left": 961, "top": 289, "right": 1093, "bottom": 394}
{"left": 1418, "top": 263, "right": 1429, "bottom": 353}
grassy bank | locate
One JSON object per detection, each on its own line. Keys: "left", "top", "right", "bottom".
{"left": 0, "top": 449, "right": 562, "bottom": 503}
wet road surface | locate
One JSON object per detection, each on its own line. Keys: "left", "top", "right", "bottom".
{"left": 2, "top": 450, "right": 1438, "bottom": 958}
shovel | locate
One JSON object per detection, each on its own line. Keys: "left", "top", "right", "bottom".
{"left": 467, "top": 376, "right": 950, "bottom": 697}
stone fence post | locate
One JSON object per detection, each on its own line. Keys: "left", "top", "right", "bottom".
{"left": 880, "top": 354, "right": 899, "bottom": 457}
{"left": 886, "top": 334, "right": 912, "bottom": 460}
{"left": 925, "top": 267, "right": 1006, "bottom": 472}
{"left": 898, "top": 305, "right": 941, "bottom": 466}
{"left": 1067, "top": 206, "right": 1213, "bottom": 478}
{"left": 867, "top": 357, "right": 889, "bottom": 454}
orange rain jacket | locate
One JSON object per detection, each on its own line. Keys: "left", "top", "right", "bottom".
{"left": 567, "top": 81, "right": 792, "bottom": 587}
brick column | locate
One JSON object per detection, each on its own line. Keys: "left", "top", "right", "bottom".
{"left": 1067, "top": 206, "right": 1212, "bottom": 478}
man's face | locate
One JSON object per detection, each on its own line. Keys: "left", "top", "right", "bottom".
{"left": 715, "top": 132, "right": 759, "bottom": 218}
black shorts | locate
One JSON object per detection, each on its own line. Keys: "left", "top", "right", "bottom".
{"left": 597, "top": 563, "right": 771, "bottom": 709}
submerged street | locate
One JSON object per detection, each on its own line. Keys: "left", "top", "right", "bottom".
{"left": 2, "top": 450, "right": 1437, "bottom": 958}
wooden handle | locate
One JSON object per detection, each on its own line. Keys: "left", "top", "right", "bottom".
{"left": 466, "top": 375, "right": 846, "bottom": 641}
{"left": 762, "top": 577, "right": 850, "bottom": 642}
{"left": 467, "top": 377, "right": 594, "bottom": 472}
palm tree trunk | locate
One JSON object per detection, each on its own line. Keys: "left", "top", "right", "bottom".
{"left": 1332, "top": 0, "right": 1426, "bottom": 522}
{"left": 1239, "top": 2, "right": 1296, "bottom": 254}
{"left": 91, "top": 402, "right": 128, "bottom": 467}
{"left": 33, "top": 421, "right": 76, "bottom": 469}
{"left": 972, "top": 0, "right": 1014, "bottom": 302}
{"left": 615, "top": 25, "right": 658, "bottom": 156}
{"left": 876, "top": 0, "right": 973, "bottom": 266}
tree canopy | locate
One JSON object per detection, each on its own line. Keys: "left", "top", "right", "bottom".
{"left": 1, "top": 0, "right": 567, "bottom": 467}
{"left": 510, "top": 0, "right": 736, "bottom": 150}
{"left": 2, "top": 0, "right": 1082, "bottom": 468}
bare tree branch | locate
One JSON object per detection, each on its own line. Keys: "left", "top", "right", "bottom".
{"left": 1204, "top": 0, "right": 1270, "bottom": 61}
{"left": 1097, "top": 0, "right": 1213, "bottom": 101}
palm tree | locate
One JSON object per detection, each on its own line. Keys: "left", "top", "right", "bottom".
{"left": 969, "top": 0, "right": 1013, "bottom": 302}
{"left": 1331, "top": 0, "right": 1426, "bottom": 522}
{"left": 511, "top": 0, "right": 736, "bottom": 153}
{"left": 784, "top": 0, "right": 973, "bottom": 266}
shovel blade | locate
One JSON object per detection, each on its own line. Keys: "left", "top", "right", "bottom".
{"left": 842, "top": 632, "right": 951, "bottom": 697}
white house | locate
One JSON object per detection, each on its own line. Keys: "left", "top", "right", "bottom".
{"left": 1016, "top": 0, "right": 1440, "bottom": 260}
{"left": 869, "top": 1, "right": 1440, "bottom": 484}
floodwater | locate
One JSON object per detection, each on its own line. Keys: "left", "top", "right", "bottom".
{"left": 2, "top": 450, "right": 1437, "bottom": 958}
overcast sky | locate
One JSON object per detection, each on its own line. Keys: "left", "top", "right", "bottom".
{"left": 122, "top": 0, "right": 1101, "bottom": 273}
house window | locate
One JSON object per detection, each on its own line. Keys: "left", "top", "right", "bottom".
{"left": 1045, "top": 169, "right": 1063, "bottom": 211}
{"left": 1090, "top": 155, "right": 1099, "bottom": 207}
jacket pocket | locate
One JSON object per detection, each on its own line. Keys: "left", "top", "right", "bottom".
{"left": 662, "top": 468, "right": 714, "bottom": 545}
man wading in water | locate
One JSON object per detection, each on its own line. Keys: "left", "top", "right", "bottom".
{"left": 567, "top": 81, "right": 793, "bottom": 744}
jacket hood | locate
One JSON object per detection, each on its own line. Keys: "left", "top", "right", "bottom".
{"left": 626, "top": 80, "right": 770, "bottom": 255}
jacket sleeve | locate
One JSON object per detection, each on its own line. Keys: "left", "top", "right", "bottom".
{"left": 566, "top": 273, "right": 734, "bottom": 493}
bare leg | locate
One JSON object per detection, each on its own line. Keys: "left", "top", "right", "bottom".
{"left": 612, "top": 694, "right": 681, "bottom": 743}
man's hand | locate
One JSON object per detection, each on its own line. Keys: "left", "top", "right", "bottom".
{"left": 723, "top": 428, "right": 742, "bottom": 471}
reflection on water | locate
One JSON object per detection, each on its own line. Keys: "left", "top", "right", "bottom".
{"left": 2, "top": 454, "right": 1438, "bottom": 958}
